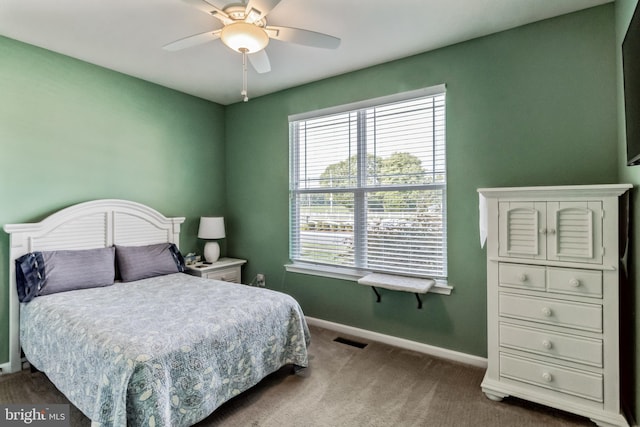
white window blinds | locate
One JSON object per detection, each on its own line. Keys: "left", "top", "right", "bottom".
{"left": 289, "top": 86, "right": 447, "bottom": 279}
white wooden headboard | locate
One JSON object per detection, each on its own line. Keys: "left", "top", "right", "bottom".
{"left": 1, "top": 199, "right": 185, "bottom": 374}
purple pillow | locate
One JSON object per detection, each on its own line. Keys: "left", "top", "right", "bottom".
{"left": 115, "top": 243, "right": 184, "bottom": 282}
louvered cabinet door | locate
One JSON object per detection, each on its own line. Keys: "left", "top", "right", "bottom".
{"left": 546, "top": 201, "right": 603, "bottom": 264}
{"left": 498, "top": 201, "right": 546, "bottom": 260}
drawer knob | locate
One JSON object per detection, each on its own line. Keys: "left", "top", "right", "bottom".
{"left": 518, "top": 273, "right": 528, "bottom": 282}
{"left": 541, "top": 372, "right": 553, "bottom": 382}
{"left": 541, "top": 307, "right": 552, "bottom": 317}
{"left": 569, "top": 278, "right": 581, "bottom": 287}
{"left": 542, "top": 339, "right": 552, "bottom": 349}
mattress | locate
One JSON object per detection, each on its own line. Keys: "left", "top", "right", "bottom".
{"left": 20, "top": 273, "right": 310, "bottom": 426}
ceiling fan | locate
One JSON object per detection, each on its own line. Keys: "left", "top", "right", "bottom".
{"left": 164, "top": 0, "right": 341, "bottom": 101}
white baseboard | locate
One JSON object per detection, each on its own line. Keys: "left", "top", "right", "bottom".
{"left": 306, "top": 316, "right": 488, "bottom": 368}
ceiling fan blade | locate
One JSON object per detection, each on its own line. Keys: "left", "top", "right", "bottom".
{"left": 267, "top": 26, "right": 340, "bottom": 49}
{"left": 162, "top": 30, "right": 221, "bottom": 51}
{"left": 181, "top": 0, "right": 233, "bottom": 24}
{"left": 245, "top": 0, "right": 281, "bottom": 23}
{"left": 200, "top": 0, "right": 227, "bottom": 8}
{"left": 248, "top": 50, "right": 271, "bottom": 74}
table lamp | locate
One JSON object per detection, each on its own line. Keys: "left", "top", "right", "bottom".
{"left": 198, "top": 217, "right": 226, "bottom": 262}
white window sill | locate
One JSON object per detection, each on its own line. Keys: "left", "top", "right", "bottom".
{"left": 284, "top": 262, "right": 453, "bottom": 295}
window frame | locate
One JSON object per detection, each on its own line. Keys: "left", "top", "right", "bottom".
{"left": 286, "top": 84, "right": 451, "bottom": 294}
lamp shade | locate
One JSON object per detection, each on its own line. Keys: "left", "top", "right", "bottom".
{"left": 198, "top": 217, "right": 226, "bottom": 240}
{"left": 220, "top": 22, "right": 269, "bottom": 53}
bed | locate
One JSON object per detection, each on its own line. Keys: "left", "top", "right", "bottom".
{"left": 2, "top": 199, "right": 310, "bottom": 426}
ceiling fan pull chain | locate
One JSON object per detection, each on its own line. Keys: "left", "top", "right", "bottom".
{"left": 241, "top": 48, "right": 249, "bottom": 102}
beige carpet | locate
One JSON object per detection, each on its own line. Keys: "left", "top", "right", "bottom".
{"left": 0, "top": 325, "right": 593, "bottom": 426}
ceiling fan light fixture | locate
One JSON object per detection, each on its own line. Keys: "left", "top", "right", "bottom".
{"left": 220, "top": 22, "right": 269, "bottom": 53}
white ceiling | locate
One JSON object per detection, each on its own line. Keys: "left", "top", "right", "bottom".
{"left": 0, "top": 0, "right": 612, "bottom": 105}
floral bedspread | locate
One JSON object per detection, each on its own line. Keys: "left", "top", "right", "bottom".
{"left": 20, "top": 273, "right": 310, "bottom": 426}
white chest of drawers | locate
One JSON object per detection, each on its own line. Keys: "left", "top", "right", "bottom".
{"left": 478, "top": 184, "right": 631, "bottom": 427}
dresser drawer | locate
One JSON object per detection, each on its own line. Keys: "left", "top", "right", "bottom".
{"left": 500, "top": 354, "right": 603, "bottom": 402}
{"left": 547, "top": 267, "right": 602, "bottom": 298}
{"left": 499, "top": 263, "right": 546, "bottom": 290}
{"left": 499, "top": 293, "right": 602, "bottom": 332}
{"left": 500, "top": 323, "right": 603, "bottom": 367}
{"left": 205, "top": 267, "right": 241, "bottom": 283}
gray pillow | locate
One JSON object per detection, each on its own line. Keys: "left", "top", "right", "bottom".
{"left": 115, "top": 243, "right": 184, "bottom": 282}
{"left": 38, "top": 247, "right": 116, "bottom": 296}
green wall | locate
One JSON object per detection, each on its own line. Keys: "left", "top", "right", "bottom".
{"left": 0, "top": 36, "right": 226, "bottom": 363}
{"left": 225, "top": 5, "right": 618, "bottom": 358}
{"left": 616, "top": 0, "right": 640, "bottom": 419}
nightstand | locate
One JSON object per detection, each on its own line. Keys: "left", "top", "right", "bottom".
{"left": 184, "top": 257, "right": 247, "bottom": 283}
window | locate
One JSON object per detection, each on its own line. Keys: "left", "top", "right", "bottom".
{"left": 289, "top": 85, "right": 446, "bottom": 281}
